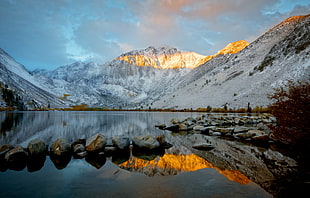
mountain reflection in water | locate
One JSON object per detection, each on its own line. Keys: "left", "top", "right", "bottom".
{"left": 119, "top": 153, "right": 251, "bottom": 185}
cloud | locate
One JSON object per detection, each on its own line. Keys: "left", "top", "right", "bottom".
{"left": 0, "top": 0, "right": 309, "bottom": 70}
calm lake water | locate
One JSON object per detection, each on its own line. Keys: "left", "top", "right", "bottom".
{"left": 0, "top": 111, "right": 273, "bottom": 197}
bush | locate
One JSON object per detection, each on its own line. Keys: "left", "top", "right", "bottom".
{"left": 268, "top": 80, "right": 310, "bottom": 144}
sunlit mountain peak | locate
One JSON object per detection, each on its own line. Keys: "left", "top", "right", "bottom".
{"left": 115, "top": 41, "right": 249, "bottom": 69}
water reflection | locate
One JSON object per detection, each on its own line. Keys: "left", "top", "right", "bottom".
{"left": 0, "top": 111, "right": 199, "bottom": 147}
{"left": 0, "top": 112, "right": 23, "bottom": 134}
{"left": 0, "top": 111, "right": 294, "bottom": 197}
{"left": 119, "top": 153, "right": 251, "bottom": 185}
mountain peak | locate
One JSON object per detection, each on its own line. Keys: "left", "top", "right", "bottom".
{"left": 115, "top": 41, "right": 248, "bottom": 69}
{"left": 120, "top": 46, "right": 180, "bottom": 58}
{"left": 215, "top": 40, "right": 249, "bottom": 55}
{"left": 266, "top": 14, "right": 310, "bottom": 34}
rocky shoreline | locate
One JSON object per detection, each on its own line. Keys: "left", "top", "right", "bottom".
{"left": 156, "top": 113, "right": 276, "bottom": 143}
{"left": 0, "top": 113, "right": 304, "bottom": 197}
{"left": 0, "top": 133, "right": 171, "bottom": 171}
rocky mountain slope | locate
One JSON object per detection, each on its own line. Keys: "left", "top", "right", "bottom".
{"left": 0, "top": 14, "right": 309, "bottom": 110}
{"left": 151, "top": 14, "right": 310, "bottom": 109}
{"left": 0, "top": 49, "right": 69, "bottom": 109}
{"left": 31, "top": 41, "right": 248, "bottom": 108}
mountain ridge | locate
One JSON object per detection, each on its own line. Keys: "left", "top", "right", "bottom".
{"left": 1, "top": 14, "right": 309, "bottom": 110}
{"left": 115, "top": 41, "right": 249, "bottom": 69}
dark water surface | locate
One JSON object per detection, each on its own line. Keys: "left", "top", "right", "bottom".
{"left": 0, "top": 111, "right": 273, "bottom": 197}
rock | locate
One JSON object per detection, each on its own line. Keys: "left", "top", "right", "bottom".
{"left": 248, "top": 129, "right": 266, "bottom": 137}
{"left": 233, "top": 126, "right": 249, "bottom": 134}
{"left": 85, "top": 133, "right": 106, "bottom": 152}
{"left": 4, "top": 145, "right": 28, "bottom": 163}
{"left": 205, "top": 126, "right": 216, "bottom": 131}
{"left": 252, "top": 134, "right": 269, "bottom": 141}
{"left": 212, "top": 132, "right": 222, "bottom": 136}
{"left": 210, "top": 121, "right": 219, "bottom": 126}
{"left": 50, "top": 138, "right": 71, "bottom": 156}
{"left": 156, "top": 134, "right": 165, "bottom": 144}
{"left": 0, "top": 144, "right": 14, "bottom": 157}
{"left": 215, "top": 127, "right": 234, "bottom": 135}
{"left": 5, "top": 145, "right": 28, "bottom": 170}
{"left": 104, "top": 146, "right": 117, "bottom": 153}
{"left": 178, "top": 123, "right": 188, "bottom": 131}
{"left": 234, "top": 133, "right": 254, "bottom": 139}
{"left": 256, "top": 123, "right": 270, "bottom": 132}
{"left": 27, "top": 139, "right": 47, "bottom": 156}
{"left": 155, "top": 124, "right": 166, "bottom": 130}
{"left": 192, "top": 143, "right": 215, "bottom": 151}
{"left": 234, "top": 129, "right": 267, "bottom": 140}
{"left": 193, "top": 125, "right": 204, "bottom": 131}
{"left": 132, "top": 135, "right": 160, "bottom": 150}
{"left": 112, "top": 136, "right": 130, "bottom": 150}
{"left": 72, "top": 144, "right": 85, "bottom": 153}
{"left": 164, "top": 125, "right": 179, "bottom": 132}
{"left": 200, "top": 127, "right": 210, "bottom": 135}
{"left": 170, "top": 118, "right": 179, "bottom": 124}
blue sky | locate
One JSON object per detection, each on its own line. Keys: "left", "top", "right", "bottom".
{"left": 0, "top": 0, "right": 309, "bottom": 70}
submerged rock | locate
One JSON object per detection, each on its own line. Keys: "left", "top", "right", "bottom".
{"left": 50, "top": 138, "right": 71, "bottom": 156}
{"left": 85, "top": 133, "right": 106, "bottom": 152}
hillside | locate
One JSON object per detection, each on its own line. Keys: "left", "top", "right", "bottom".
{"left": 0, "top": 49, "right": 69, "bottom": 109}
{"left": 151, "top": 14, "right": 310, "bottom": 109}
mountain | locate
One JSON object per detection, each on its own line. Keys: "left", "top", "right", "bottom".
{"left": 0, "top": 48, "right": 69, "bottom": 109}
{"left": 1, "top": 14, "right": 309, "bottom": 110}
{"left": 115, "top": 41, "right": 248, "bottom": 69}
{"left": 151, "top": 14, "right": 310, "bottom": 109}
{"left": 31, "top": 41, "right": 248, "bottom": 108}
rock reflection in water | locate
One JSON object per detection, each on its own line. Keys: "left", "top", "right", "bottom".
{"left": 119, "top": 153, "right": 251, "bottom": 185}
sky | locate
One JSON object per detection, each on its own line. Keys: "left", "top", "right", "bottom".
{"left": 0, "top": 0, "right": 309, "bottom": 71}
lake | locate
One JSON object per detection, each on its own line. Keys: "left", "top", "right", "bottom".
{"left": 0, "top": 111, "right": 290, "bottom": 197}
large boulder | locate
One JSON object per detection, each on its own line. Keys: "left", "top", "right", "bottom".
{"left": 132, "top": 135, "right": 160, "bottom": 150}
{"left": 85, "top": 133, "right": 106, "bottom": 152}
{"left": 50, "top": 138, "right": 71, "bottom": 156}
{"left": 112, "top": 136, "right": 130, "bottom": 150}
{"left": 27, "top": 139, "right": 47, "bottom": 156}
{"left": 4, "top": 145, "right": 28, "bottom": 170}
{"left": 4, "top": 145, "right": 28, "bottom": 163}
{"left": 0, "top": 144, "right": 14, "bottom": 158}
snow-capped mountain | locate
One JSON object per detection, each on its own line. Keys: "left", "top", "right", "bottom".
{"left": 152, "top": 14, "right": 310, "bottom": 109}
{"left": 31, "top": 40, "right": 248, "bottom": 108}
{"left": 1, "top": 14, "right": 309, "bottom": 110}
{"left": 0, "top": 48, "right": 69, "bottom": 109}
